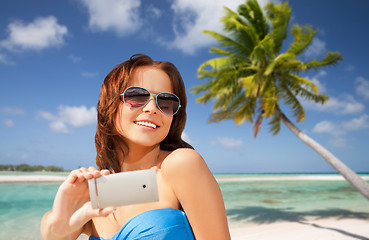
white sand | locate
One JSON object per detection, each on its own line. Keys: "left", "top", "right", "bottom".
{"left": 229, "top": 218, "right": 369, "bottom": 240}
{"left": 0, "top": 175, "right": 66, "bottom": 183}
{"left": 217, "top": 175, "right": 369, "bottom": 182}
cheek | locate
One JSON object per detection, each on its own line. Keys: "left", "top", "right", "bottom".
{"left": 115, "top": 105, "right": 129, "bottom": 134}
{"left": 162, "top": 117, "right": 173, "bottom": 136}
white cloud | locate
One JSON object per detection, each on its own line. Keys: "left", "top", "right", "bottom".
{"left": 341, "top": 115, "right": 369, "bottom": 132}
{"left": 328, "top": 137, "right": 351, "bottom": 148}
{"left": 0, "top": 53, "right": 15, "bottom": 65}
{"left": 38, "top": 105, "right": 97, "bottom": 134}
{"left": 304, "top": 94, "right": 364, "bottom": 115}
{"left": 301, "top": 71, "right": 364, "bottom": 115}
{"left": 3, "top": 119, "right": 15, "bottom": 128}
{"left": 0, "top": 107, "right": 25, "bottom": 115}
{"left": 312, "top": 114, "right": 369, "bottom": 136}
{"left": 212, "top": 137, "right": 243, "bottom": 148}
{"left": 312, "top": 120, "right": 343, "bottom": 136}
{"left": 356, "top": 76, "right": 369, "bottom": 100}
{"left": 49, "top": 121, "right": 70, "bottom": 134}
{"left": 79, "top": 0, "right": 142, "bottom": 36}
{"left": 304, "top": 38, "right": 326, "bottom": 58}
{"left": 0, "top": 16, "right": 68, "bottom": 51}
{"left": 167, "top": 0, "right": 271, "bottom": 54}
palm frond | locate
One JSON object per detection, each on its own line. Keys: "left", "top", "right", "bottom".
{"left": 203, "top": 30, "right": 252, "bottom": 57}
{"left": 232, "top": 97, "right": 257, "bottom": 124}
{"left": 264, "top": 52, "right": 296, "bottom": 76}
{"left": 287, "top": 24, "right": 317, "bottom": 56}
{"left": 288, "top": 73, "right": 319, "bottom": 94}
{"left": 264, "top": 1, "right": 291, "bottom": 54}
{"left": 306, "top": 51, "right": 343, "bottom": 70}
{"left": 268, "top": 112, "right": 281, "bottom": 135}
{"left": 259, "top": 76, "right": 278, "bottom": 117}
{"left": 222, "top": 7, "right": 257, "bottom": 55}
{"left": 237, "top": 0, "right": 269, "bottom": 40}
{"left": 208, "top": 47, "right": 238, "bottom": 58}
{"left": 279, "top": 83, "right": 305, "bottom": 122}
{"left": 250, "top": 34, "right": 274, "bottom": 65}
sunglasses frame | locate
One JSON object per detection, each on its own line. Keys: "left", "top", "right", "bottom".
{"left": 120, "top": 86, "right": 181, "bottom": 116}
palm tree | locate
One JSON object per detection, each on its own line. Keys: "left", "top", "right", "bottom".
{"left": 192, "top": 0, "right": 369, "bottom": 200}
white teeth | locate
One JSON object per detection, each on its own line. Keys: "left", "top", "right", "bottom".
{"left": 135, "top": 121, "right": 157, "bottom": 129}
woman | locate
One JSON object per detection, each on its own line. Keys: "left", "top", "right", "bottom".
{"left": 41, "top": 54, "right": 230, "bottom": 240}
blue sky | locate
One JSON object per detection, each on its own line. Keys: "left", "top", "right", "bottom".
{"left": 1, "top": 0, "right": 368, "bottom": 173}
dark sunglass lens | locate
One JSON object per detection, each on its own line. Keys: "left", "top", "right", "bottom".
{"left": 124, "top": 87, "right": 150, "bottom": 108}
{"left": 157, "top": 93, "right": 180, "bottom": 115}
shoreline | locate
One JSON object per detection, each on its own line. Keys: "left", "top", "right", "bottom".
{"left": 1, "top": 174, "right": 369, "bottom": 183}
{"left": 0, "top": 175, "right": 67, "bottom": 183}
{"left": 217, "top": 175, "right": 369, "bottom": 182}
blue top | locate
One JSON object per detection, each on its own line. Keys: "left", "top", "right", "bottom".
{"left": 89, "top": 208, "right": 195, "bottom": 240}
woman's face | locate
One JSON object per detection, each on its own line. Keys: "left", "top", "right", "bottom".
{"left": 116, "top": 66, "right": 174, "bottom": 148}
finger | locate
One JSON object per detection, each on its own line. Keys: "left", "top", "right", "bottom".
{"left": 75, "top": 167, "right": 90, "bottom": 183}
{"left": 66, "top": 169, "right": 82, "bottom": 184}
{"left": 82, "top": 202, "right": 116, "bottom": 219}
{"left": 96, "top": 207, "right": 116, "bottom": 217}
{"left": 101, "top": 169, "right": 111, "bottom": 175}
{"left": 88, "top": 166, "right": 98, "bottom": 172}
{"left": 82, "top": 171, "right": 94, "bottom": 180}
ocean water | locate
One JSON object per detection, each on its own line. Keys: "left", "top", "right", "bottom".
{"left": 1, "top": 172, "right": 369, "bottom": 239}
{"left": 218, "top": 174, "right": 369, "bottom": 227}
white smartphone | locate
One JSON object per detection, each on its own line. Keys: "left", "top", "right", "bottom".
{"left": 88, "top": 168, "right": 159, "bottom": 209}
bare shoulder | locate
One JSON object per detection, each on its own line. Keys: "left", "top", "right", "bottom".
{"left": 160, "top": 148, "right": 215, "bottom": 189}
{"left": 161, "top": 148, "right": 208, "bottom": 176}
{"left": 160, "top": 148, "right": 230, "bottom": 239}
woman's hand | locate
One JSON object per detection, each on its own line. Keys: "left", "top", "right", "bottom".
{"left": 41, "top": 167, "right": 116, "bottom": 240}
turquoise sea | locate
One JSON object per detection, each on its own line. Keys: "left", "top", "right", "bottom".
{"left": 1, "top": 172, "right": 369, "bottom": 239}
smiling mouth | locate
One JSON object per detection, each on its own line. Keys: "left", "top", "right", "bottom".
{"left": 134, "top": 121, "right": 158, "bottom": 129}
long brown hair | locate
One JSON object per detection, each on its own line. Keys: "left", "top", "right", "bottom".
{"left": 95, "top": 54, "right": 193, "bottom": 172}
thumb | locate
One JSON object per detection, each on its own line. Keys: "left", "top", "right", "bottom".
{"left": 83, "top": 202, "right": 116, "bottom": 219}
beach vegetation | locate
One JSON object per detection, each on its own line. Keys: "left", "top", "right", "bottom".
{"left": 192, "top": 0, "right": 369, "bottom": 200}
{"left": 0, "top": 163, "right": 65, "bottom": 172}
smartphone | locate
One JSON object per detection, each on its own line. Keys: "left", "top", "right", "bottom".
{"left": 88, "top": 168, "right": 159, "bottom": 209}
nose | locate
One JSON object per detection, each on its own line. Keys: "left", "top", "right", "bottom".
{"left": 142, "top": 96, "right": 158, "bottom": 114}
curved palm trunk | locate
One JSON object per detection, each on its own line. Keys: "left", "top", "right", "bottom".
{"left": 275, "top": 107, "right": 369, "bottom": 201}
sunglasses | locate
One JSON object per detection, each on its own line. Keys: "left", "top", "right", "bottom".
{"left": 120, "top": 86, "right": 181, "bottom": 116}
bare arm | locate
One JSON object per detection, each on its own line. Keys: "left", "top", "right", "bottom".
{"left": 161, "top": 149, "right": 231, "bottom": 240}
{"left": 40, "top": 168, "right": 115, "bottom": 240}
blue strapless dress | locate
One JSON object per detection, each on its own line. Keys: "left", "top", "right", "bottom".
{"left": 89, "top": 208, "right": 195, "bottom": 240}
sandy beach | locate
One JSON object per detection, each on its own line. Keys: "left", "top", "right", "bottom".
{"left": 2, "top": 174, "right": 369, "bottom": 239}
{"left": 216, "top": 175, "right": 369, "bottom": 182}
{"left": 229, "top": 218, "right": 369, "bottom": 240}
{"left": 73, "top": 219, "right": 369, "bottom": 240}
{"left": 2, "top": 174, "right": 369, "bottom": 183}
{"left": 0, "top": 175, "right": 66, "bottom": 183}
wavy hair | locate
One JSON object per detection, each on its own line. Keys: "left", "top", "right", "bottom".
{"left": 95, "top": 54, "right": 193, "bottom": 172}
